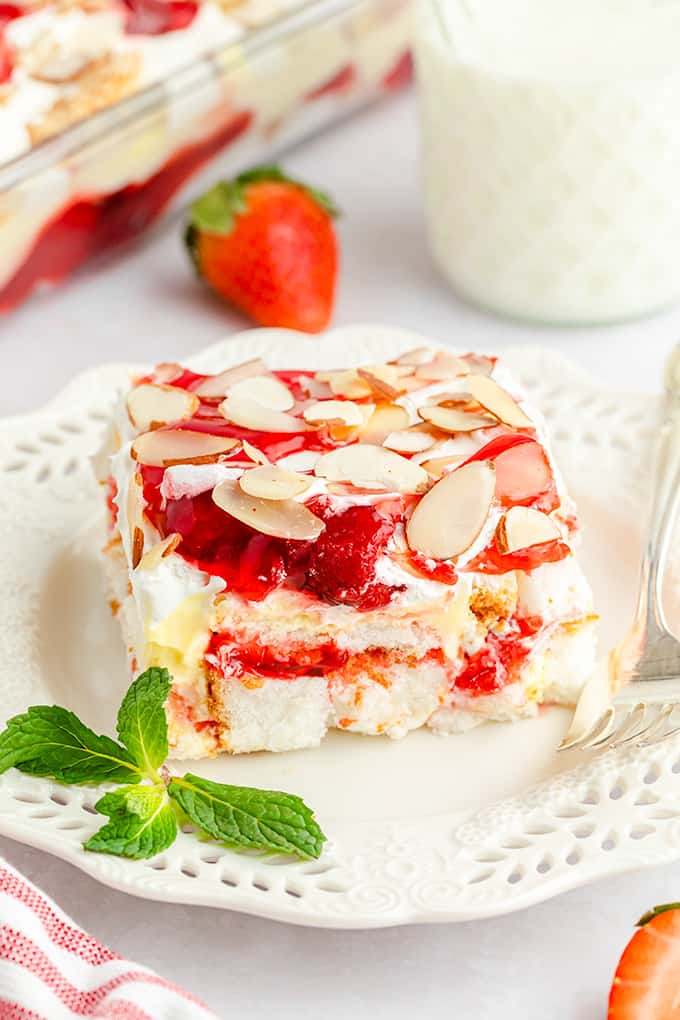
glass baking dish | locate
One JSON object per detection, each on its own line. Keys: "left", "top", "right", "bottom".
{"left": 0, "top": 0, "right": 412, "bottom": 313}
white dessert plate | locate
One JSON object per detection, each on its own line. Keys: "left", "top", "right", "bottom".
{"left": 0, "top": 324, "right": 678, "bottom": 929}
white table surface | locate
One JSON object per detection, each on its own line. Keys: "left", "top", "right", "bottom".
{"left": 1, "top": 90, "right": 680, "bottom": 1019}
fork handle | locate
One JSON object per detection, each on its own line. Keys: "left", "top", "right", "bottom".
{"left": 635, "top": 347, "right": 680, "bottom": 636}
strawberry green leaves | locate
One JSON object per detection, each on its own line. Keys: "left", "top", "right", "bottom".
{"left": 84, "top": 785, "right": 177, "bottom": 860}
{"left": 0, "top": 668, "right": 326, "bottom": 862}
{"left": 0, "top": 706, "right": 140, "bottom": 785}
{"left": 168, "top": 774, "right": 326, "bottom": 860}
{"left": 116, "top": 667, "right": 171, "bottom": 776}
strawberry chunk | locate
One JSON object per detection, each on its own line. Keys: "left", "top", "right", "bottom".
{"left": 609, "top": 904, "right": 680, "bottom": 1019}
{"left": 0, "top": 3, "right": 23, "bottom": 83}
{"left": 306, "top": 504, "right": 403, "bottom": 609}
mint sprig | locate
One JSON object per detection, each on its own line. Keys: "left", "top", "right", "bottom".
{"left": 168, "top": 774, "right": 326, "bottom": 861}
{"left": 84, "top": 785, "right": 177, "bottom": 860}
{"left": 0, "top": 669, "right": 326, "bottom": 862}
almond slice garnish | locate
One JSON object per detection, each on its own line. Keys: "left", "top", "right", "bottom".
{"left": 422, "top": 391, "right": 475, "bottom": 408}
{"left": 415, "top": 351, "right": 470, "bottom": 381}
{"left": 239, "top": 465, "right": 312, "bottom": 500}
{"left": 242, "top": 440, "right": 269, "bottom": 465}
{"left": 406, "top": 461, "right": 495, "bottom": 559}
{"left": 467, "top": 375, "right": 532, "bottom": 429}
{"left": 463, "top": 354, "right": 494, "bottom": 376}
{"left": 137, "top": 533, "right": 181, "bottom": 571}
{"left": 420, "top": 455, "right": 465, "bottom": 478}
{"left": 316, "top": 369, "right": 373, "bottom": 399}
{"left": 395, "top": 347, "right": 435, "bottom": 366}
{"left": 418, "top": 406, "right": 496, "bottom": 433}
{"left": 357, "top": 365, "right": 407, "bottom": 400}
{"left": 303, "top": 399, "right": 365, "bottom": 428}
{"left": 315, "top": 444, "right": 429, "bottom": 494}
{"left": 131, "top": 526, "right": 144, "bottom": 569}
{"left": 126, "top": 469, "right": 145, "bottom": 567}
{"left": 495, "top": 506, "right": 560, "bottom": 554}
{"left": 212, "top": 480, "right": 324, "bottom": 540}
{"left": 360, "top": 403, "right": 410, "bottom": 444}
{"left": 219, "top": 394, "right": 302, "bottom": 433}
{"left": 228, "top": 375, "right": 294, "bottom": 411}
{"left": 131, "top": 430, "right": 240, "bottom": 467}
{"left": 383, "top": 429, "right": 437, "bottom": 454}
{"left": 126, "top": 384, "right": 199, "bottom": 432}
{"left": 192, "top": 359, "right": 267, "bottom": 397}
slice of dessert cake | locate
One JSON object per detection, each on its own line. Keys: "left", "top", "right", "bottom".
{"left": 99, "top": 341, "right": 596, "bottom": 757}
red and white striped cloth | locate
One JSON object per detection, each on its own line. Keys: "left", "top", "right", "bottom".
{"left": 0, "top": 859, "right": 220, "bottom": 1019}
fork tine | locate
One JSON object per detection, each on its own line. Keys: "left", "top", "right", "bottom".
{"left": 558, "top": 707, "right": 615, "bottom": 752}
{"left": 614, "top": 704, "right": 674, "bottom": 748}
{"left": 637, "top": 713, "right": 680, "bottom": 749}
{"left": 600, "top": 703, "right": 648, "bottom": 749}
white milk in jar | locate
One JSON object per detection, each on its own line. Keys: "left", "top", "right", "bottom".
{"left": 414, "top": 0, "right": 680, "bottom": 323}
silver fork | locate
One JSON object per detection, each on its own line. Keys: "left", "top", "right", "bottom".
{"left": 559, "top": 344, "right": 680, "bottom": 753}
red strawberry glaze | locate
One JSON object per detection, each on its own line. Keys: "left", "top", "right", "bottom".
{"left": 207, "top": 631, "right": 348, "bottom": 680}
{"left": 382, "top": 51, "right": 413, "bottom": 91}
{"left": 123, "top": 0, "right": 198, "bottom": 35}
{"left": 306, "top": 64, "right": 356, "bottom": 101}
{"left": 463, "top": 433, "right": 560, "bottom": 513}
{"left": 453, "top": 616, "right": 543, "bottom": 695}
{"left": 0, "top": 4, "right": 23, "bottom": 83}
{"left": 464, "top": 538, "right": 571, "bottom": 575}
{"left": 140, "top": 468, "right": 405, "bottom": 608}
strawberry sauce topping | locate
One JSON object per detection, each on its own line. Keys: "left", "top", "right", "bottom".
{"left": 123, "top": 0, "right": 198, "bottom": 34}
{"left": 453, "top": 616, "right": 544, "bottom": 695}
{"left": 0, "top": 4, "right": 23, "bottom": 83}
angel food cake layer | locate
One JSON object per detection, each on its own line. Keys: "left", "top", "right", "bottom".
{"left": 99, "top": 341, "right": 597, "bottom": 757}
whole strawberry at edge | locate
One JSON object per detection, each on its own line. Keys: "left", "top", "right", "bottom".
{"left": 185, "top": 165, "right": 339, "bottom": 334}
{"left": 608, "top": 902, "right": 680, "bottom": 1019}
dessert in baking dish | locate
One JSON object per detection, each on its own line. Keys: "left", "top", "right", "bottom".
{"left": 0, "top": 0, "right": 412, "bottom": 311}
{"left": 99, "top": 339, "right": 596, "bottom": 757}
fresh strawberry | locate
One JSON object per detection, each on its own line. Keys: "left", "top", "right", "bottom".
{"left": 185, "top": 165, "right": 339, "bottom": 333}
{"left": 608, "top": 903, "right": 680, "bottom": 1019}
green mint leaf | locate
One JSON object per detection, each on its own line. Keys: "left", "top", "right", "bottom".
{"left": 0, "top": 706, "right": 140, "bottom": 785}
{"left": 168, "top": 773, "right": 326, "bottom": 860}
{"left": 116, "top": 668, "right": 171, "bottom": 777}
{"left": 84, "top": 785, "right": 177, "bottom": 860}
{"left": 189, "top": 180, "right": 248, "bottom": 235}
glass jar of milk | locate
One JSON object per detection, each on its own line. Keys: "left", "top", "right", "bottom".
{"left": 415, "top": 0, "right": 680, "bottom": 324}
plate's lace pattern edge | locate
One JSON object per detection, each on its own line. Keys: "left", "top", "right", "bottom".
{"left": 0, "top": 329, "right": 672, "bottom": 925}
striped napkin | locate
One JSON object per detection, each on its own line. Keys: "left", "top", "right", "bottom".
{"left": 0, "top": 859, "right": 219, "bottom": 1019}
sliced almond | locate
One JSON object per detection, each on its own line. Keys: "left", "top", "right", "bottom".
{"left": 126, "top": 384, "right": 199, "bottom": 433}
{"left": 463, "top": 354, "right": 494, "bottom": 376}
{"left": 406, "top": 461, "right": 495, "bottom": 559}
{"left": 212, "top": 480, "right": 324, "bottom": 540}
{"left": 239, "top": 465, "right": 312, "bottom": 500}
{"left": 395, "top": 347, "right": 435, "bottom": 367}
{"left": 132, "top": 526, "right": 144, "bottom": 569}
{"left": 137, "top": 533, "right": 181, "bottom": 571}
{"left": 418, "top": 406, "right": 496, "bottom": 433}
{"left": 219, "top": 394, "right": 302, "bottom": 433}
{"left": 420, "top": 455, "right": 465, "bottom": 478}
{"left": 131, "top": 430, "right": 240, "bottom": 467}
{"left": 467, "top": 375, "right": 532, "bottom": 429}
{"left": 228, "top": 375, "right": 294, "bottom": 411}
{"left": 193, "top": 359, "right": 267, "bottom": 398}
{"left": 303, "top": 399, "right": 365, "bottom": 428}
{"left": 316, "top": 369, "right": 373, "bottom": 400}
{"left": 315, "top": 444, "right": 429, "bottom": 494}
{"left": 277, "top": 450, "right": 321, "bottom": 473}
{"left": 357, "top": 365, "right": 408, "bottom": 400}
{"left": 495, "top": 506, "right": 560, "bottom": 554}
{"left": 383, "top": 429, "right": 437, "bottom": 454}
{"left": 415, "top": 351, "right": 470, "bottom": 381}
{"left": 360, "top": 403, "right": 410, "bottom": 444}
{"left": 242, "top": 440, "right": 269, "bottom": 465}
{"left": 422, "top": 391, "right": 475, "bottom": 408}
